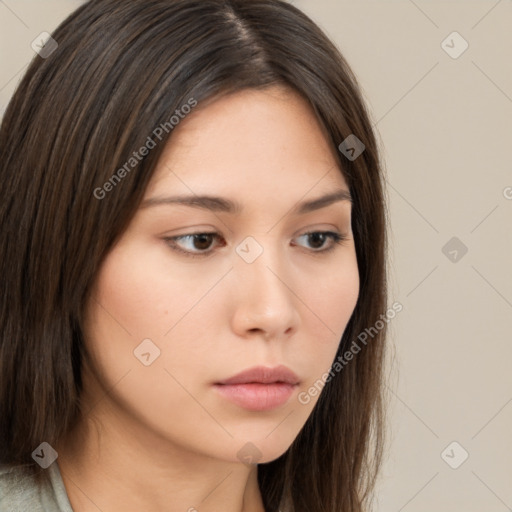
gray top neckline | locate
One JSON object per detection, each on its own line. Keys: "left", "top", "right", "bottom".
{"left": 0, "top": 460, "right": 73, "bottom": 511}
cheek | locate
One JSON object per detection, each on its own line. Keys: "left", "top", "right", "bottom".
{"left": 87, "top": 241, "right": 209, "bottom": 341}
{"left": 81, "top": 244, "right": 223, "bottom": 442}
{"left": 83, "top": 240, "right": 230, "bottom": 386}
{"left": 324, "top": 264, "right": 359, "bottom": 325}
{"left": 303, "top": 251, "right": 359, "bottom": 333}
{"left": 295, "top": 251, "right": 360, "bottom": 376}
{"left": 82, "top": 242, "right": 176, "bottom": 385}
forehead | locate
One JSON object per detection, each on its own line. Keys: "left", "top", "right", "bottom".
{"left": 146, "top": 87, "right": 348, "bottom": 198}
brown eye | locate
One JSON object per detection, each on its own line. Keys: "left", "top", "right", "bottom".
{"left": 307, "top": 232, "right": 328, "bottom": 249}
{"left": 164, "top": 232, "right": 225, "bottom": 258}
{"left": 191, "top": 234, "right": 215, "bottom": 250}
{"left": 292, "top": 231, "right": 347, "bottom": 252}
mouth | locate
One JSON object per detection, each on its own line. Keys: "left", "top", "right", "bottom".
{"left": 213, "top": 365, "right": 300, "bottom": 411}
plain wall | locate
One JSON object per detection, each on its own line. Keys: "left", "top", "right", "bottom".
{"left": 1, "top": 1, "right": 511, "bottom": 511}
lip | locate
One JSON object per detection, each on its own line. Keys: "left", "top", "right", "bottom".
{"left": 215, "top": 365, "right": 300, "bottom": 386}
{"left": 213, "top": 365, "right": 300, "bottom": 411}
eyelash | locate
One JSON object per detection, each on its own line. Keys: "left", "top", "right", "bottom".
{"left": 163, "top": 231, "right": 348, "bottom": 259}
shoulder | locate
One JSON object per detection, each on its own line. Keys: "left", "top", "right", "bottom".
{"left": 0, "top": 463, "right": 72, "bottom": 512}
{"left": 0, "top": 464, "right": 43, "bottom": 511}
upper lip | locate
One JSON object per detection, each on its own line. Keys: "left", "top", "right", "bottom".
{"left": 215, "top": 365, "right": 300, "bottom": 385}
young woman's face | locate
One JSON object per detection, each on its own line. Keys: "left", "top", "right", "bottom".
{"left": 83, "top": 86, "right": 359, "bottom": 464}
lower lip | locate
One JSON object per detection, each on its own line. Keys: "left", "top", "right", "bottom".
{"left": 213, "top": 383, "right": 297, "bottom": 411}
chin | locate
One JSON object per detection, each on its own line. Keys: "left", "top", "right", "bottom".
{"left": 224, "top": 434, "right": 298, "bottom": 467}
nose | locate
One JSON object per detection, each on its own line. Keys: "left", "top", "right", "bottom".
{"left": 229, "top": 246, "right": 301, "bottom": 341}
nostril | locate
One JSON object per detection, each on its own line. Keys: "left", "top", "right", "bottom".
{"left": 248, "top": 328, "right": 268, "bottom": 337}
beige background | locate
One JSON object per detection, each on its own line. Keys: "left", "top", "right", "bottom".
{"left": 1, "top": 1, "right": 511, "bottom": 511}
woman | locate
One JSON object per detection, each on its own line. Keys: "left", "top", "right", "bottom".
{"left": 0, "top": 1, "right": 388, "bottom": 511}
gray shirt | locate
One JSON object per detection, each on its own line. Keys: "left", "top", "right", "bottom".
{"left": 0, "top": 462, "right": 73, "bottom": 511}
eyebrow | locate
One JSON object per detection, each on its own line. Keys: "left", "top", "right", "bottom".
{"left": 140, "top": 189, "right": 352, "bottom": 215}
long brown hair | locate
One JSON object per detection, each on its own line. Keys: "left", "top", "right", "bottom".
{"left": 0, "top": 1, "right": 388, "bottom": 510}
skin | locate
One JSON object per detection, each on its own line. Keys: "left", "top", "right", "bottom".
{"left": 56, "top": 86, "right": 360, "bottom": 512}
